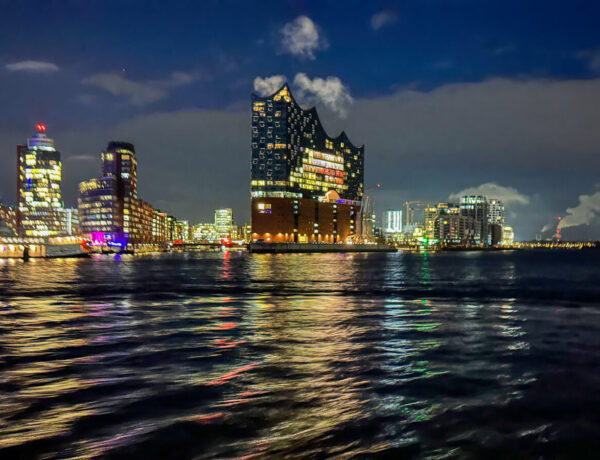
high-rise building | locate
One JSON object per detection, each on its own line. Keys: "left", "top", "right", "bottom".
{"left": 79, "top": 141, "right": 172, "bottom": 248}
{"left": 488, "top": 199, "right": 505, "bottom": 226}
{"left": 432, "top": 202, "right": 475, "bottom": 245}
{"left": 215, "top": 208, "right": 233, "bottom": 239}
{"left": 16, "top": 124, "right": 63, "bottom": 236}
{"left": 250, "top": 84, "right": 364, "bottom": 243}
{"left": 424, "top": 206, "right": 437, "bottom": 239}
{"left": 460, "top": 196, "right": 489, "bottom": 245}
{"left": 79, "top": 142, "right": 137, "bottom": 246}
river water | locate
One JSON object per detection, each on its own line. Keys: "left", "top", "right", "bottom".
{"left": 1, "top": 250, "right": 600, "bottom": 458}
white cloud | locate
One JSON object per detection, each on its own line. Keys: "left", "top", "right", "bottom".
{"left": 82, "top": 71, "right": 197, "bottom": 105}
{"left": 449, "top": 183, "right": 530, "bottom": 205}
{"left": 558, "top": 187, "right": 600, "bottom": 229}
{"left": 82, "top": 73, "right": 166, "bottom": 105}
{"left": 5, "top": 60, "right": 59, "bottom": 73}
{"left": 280, "top": 16, "right": 327, "bottom": 59}
{"left": 370, "top": 10, "right": 397, "bottom": 30}
{"left": 162, "top": 71, "right": 195, "bottom": 87}
{"left": 293, "top": 73, "right": 353, "bottom": 117}
{"left": 253, "top": 75, "right": 286, "bottom": 97}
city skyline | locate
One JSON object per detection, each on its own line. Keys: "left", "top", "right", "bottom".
{"left": 2, "top": 1, "right": 600, "bottom": 240}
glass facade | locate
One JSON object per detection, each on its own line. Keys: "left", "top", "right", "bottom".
{"left": 215, "top": 208, "right": 233, "bottom": 239}
{"left": 16, "top": 125, "right": 63, "bottom": 237}
{"left": 79, "top": 142, "right": 138, "bottom": 246}
{"left": 251, "top": 84, "right": 363, "bottom": 202}
{"left": 250, "top": 84, "right": 364, "bottom": 243}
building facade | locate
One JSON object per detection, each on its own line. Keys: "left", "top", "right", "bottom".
{"left": 250, "top": 84, "right": 364, "bottom": 243}
{"left": 58, "top": 208, "right": 79, "bottom": 236}
{"left": 215, "top": 208, "right": 233, "bottom": 239}
{"left": 16, "top": 124, "right": 63, "bottom": 237}
{"left": 79, "top": 141, "right": 175, "bottom": 247}
{"left": 460, "top": 195, "right": 489, "bottom": 245}
{"left": 0, "top": 204, "right": 16, "bottom": 236}
{"left": 79, "top": 142, "right": 138, "bottom": 246}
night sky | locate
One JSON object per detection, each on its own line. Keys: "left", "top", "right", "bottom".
{"left": 2, "top": 0, "right": 600, "bottom": 240}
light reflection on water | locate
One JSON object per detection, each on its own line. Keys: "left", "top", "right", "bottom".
{"left": 1, "top": 250, "right": 600, "bottom": 458}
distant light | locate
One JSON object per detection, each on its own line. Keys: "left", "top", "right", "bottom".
{"left": 36, "top": 123, "right": 47, "bottom": 133}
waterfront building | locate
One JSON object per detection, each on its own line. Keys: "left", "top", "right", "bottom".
{"left": 172, "top": 219, "right": 189, "bottom": 242}
{"left": 58, "top": 207, "right": 79, "bottom": 236}
{"left": 502, "top": 226, "right": 515, "bottom": 245}
{"left": 460, "top": 196, "right": 489, "bottom": 245}
{"left": 79, "top": 141, "right": 172, "bottom": 247}
{"left": 79, "top": 142, "right": 138, "bottom": 246}
{"left": 242, "top": 223, "right": 253, "bottom": 243}
{"left": 488, "top": 199, "right": 505, "bottom": 226}
{"left": 16, "top": 124, "right": 63, "bottom": 237}
{"left": 424, "top": 206, "right": 437, "bottom": 239}
{"left": 215, "top": 208, "right": 233, "bottom": 239}
{"left": 431, "top": 202, "right": 473, "bottom": 245}
{"left": 250, "top": 84, "right": 364, "bottom": 243}
{"left": 193, "top": 223, "right": 219, "bottom": 242}
{"left": 487, "top": 199, "right": 505, "bottom": 245}
{"left": 0, "top": 204, "right": 16, "bottom": 236}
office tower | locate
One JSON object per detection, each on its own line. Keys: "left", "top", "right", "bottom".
{"left": 460, "top": 195, "right": 489, "bottom": 245}
{"left": 16, "top": 124, "right": 63, "bottom": 236}
{"left": 215, "top": 208, "right": 233, "bottom": 239}
{"left": 250, "top": 84, "right": 364, "bottom": 243}
{"left": 79, "top": 142, "right": 137, "bottom": 246}
{"left": 383, "top": 210, "right": 403, "bottom": 234}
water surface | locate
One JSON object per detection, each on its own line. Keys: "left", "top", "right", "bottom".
{"left": 1, "top": 250, "right": 600, "bottom": 458}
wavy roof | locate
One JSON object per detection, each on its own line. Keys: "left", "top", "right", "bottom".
{"left": 253, "top": 83, "right": 364, "bottom": 149}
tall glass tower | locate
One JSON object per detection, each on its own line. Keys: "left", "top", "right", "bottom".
{"left": 16, "top": 124, "right": 63, "bottom": 237}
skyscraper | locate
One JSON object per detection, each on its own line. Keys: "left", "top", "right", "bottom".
{"left": 16, "top": 124, "right": 63, "bottom": 236}
{"left": 460, "top": 195, "right": 489, "bottom": 245}
{"left": 250, "top": 84, "right": 364, "bottom": 243}
{"left": 79, "top": 142, "right": 138, "bottom": 246}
